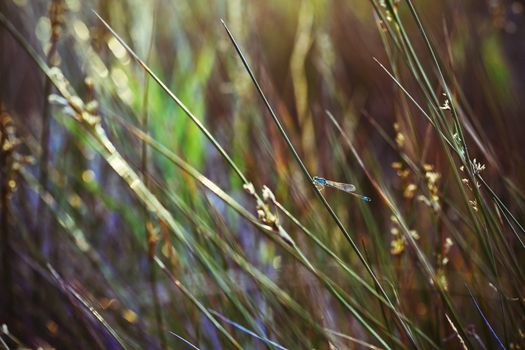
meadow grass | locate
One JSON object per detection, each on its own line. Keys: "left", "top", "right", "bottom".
{"left": 1, "top": 0, "right": 524, "bottom": 349}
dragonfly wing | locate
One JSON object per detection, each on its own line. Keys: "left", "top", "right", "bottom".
{"left": 325, "top": 180, "right": 356, "bottom": 193}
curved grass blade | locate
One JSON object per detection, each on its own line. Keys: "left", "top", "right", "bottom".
{"left": 221, "top": 20, "right": 418, "bottom": 348}
{"left": 92, "top": 11, "right": 249, "bottom": 186}
{"left": 46, "top": 264, "right": 130, "bottom": 350}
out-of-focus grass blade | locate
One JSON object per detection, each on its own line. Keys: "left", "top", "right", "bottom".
{"left": 169, "top": 331, "right": 200, "bottom": 350}
{"left": 209, "top": 309, "right": 288, "bottom": 350}
{"left": 154, "top": 257, "right": 242, "bottom": 349}
{"left": 92, "top": 11, "right": 249, "bottom": 186}
{"left": 465, "top": 285, "right": 506, "bottom": 350}
{"left": 46, "top": 263, "right": 130, "bottom": 350}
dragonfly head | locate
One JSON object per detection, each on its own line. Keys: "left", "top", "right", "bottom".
{"left": 312, "top": 176, "right": 325, "bottom": 185}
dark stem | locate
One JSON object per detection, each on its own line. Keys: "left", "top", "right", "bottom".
{"left": 141, "top": 4, "right": 166, "bottom": 348}
{"left": 0, "top": 110, "right": 12, "bottom": 319}
{"left": 36, "top": 0, "right": 62, "bottom": 256}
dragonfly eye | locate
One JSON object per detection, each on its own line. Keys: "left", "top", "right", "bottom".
{"left": 313, "top": 176, "right": 326, "bottom": 185}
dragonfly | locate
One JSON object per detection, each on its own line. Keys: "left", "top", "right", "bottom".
{"left": 312, "top": 176, "right": 371, "bottom": 202}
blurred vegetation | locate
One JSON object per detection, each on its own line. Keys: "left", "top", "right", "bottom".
{"left": 1, "top": 0, "right": 525, "bottom": 349}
